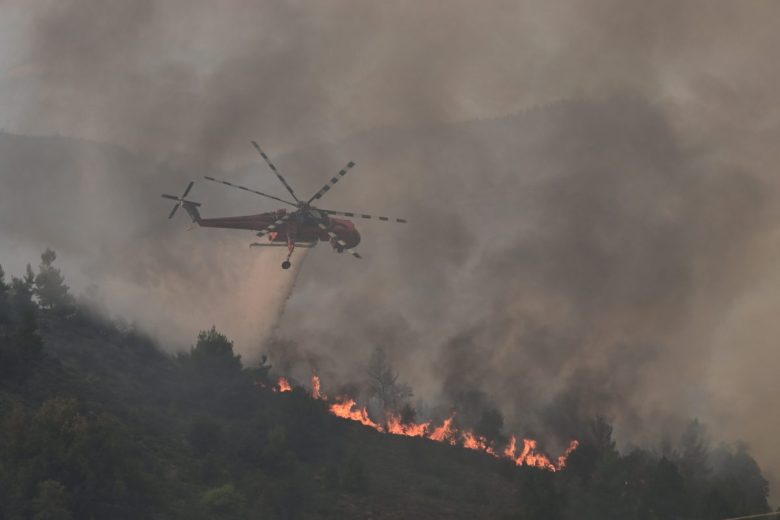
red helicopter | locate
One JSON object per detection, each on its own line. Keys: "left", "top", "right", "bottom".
{"left": 162, "top": 141, "right": 407, "bottom": 269}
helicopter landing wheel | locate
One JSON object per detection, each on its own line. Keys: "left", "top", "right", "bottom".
{"left": 281, "top": 260, "right": 291, "bottom": 270}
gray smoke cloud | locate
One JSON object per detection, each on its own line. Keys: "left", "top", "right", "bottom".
{"left": 2, "top": 0, "right": 780, "bottom": 496}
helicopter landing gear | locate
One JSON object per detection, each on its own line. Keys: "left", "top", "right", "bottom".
{"left": 282, "top": 230, "right": 296, "bottom": 270}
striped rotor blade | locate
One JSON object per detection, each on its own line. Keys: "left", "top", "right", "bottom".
{"left": 168, "top": 204, "right": 180, "bottom": 219}
{"left": 256, "top": 213, "right": 294, "bottom": 237}
{"left": 320, "top": 209, "right": 407, "bottom": 224}
{"left": 252, "top": 241, "right": 316, "bottom": 247}
{"left": 251, "top": 141, "right": 300, "bottom": 202}
{"left": 204, "top": 176, "right": 296, "bottom": 207}
{"left": 316, "top": 222, "right": 360, "bottom": 257}
{"left": 181, "top": 181, "right": 194, "bottom": 199}
{"left": 317, "top": 222, "right": 347, "bottom": 247}
{"left": 307, "top": 161, "right": 355, "bottom": 204}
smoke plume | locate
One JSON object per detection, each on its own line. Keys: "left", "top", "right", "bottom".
{"left": 2, "top": 0, "right": 780, "bottom": 495}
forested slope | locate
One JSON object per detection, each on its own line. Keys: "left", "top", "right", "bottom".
{"left": 0, "top": 252, "right": 773, "bottom": 519}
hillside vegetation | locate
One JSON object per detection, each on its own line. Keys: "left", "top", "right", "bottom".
{"left": 0, "top": 251, "right": 773, "bottom": 519}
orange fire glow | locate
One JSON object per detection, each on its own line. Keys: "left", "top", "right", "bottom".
{"left": 276, "top": 377, "right": 292, "bottom": 393}
{"left": 266, "top": 374, "right": 578, "bottom": 471}
{"left": 428, "top": 416, "right": 457, "bottom": 445}
{"left": 556, "top": 440, "right": 580, "bottom": 469}
{"left": 329, "top": 399, "right": 382, "bottom": 430}
{"left": 462, "top": 432, "right": 487, "bottom": 452}
{"left": 311, "top": 375, "right": 325, "bottom": 400}
{"left": 325, "top": 395, "right": 576, "bottom": 470}
{"left": 386, "top": 414, "right": 430, "bottom": 437}
{"left": 504, "top": 435, "right": 518, "bottom": 458}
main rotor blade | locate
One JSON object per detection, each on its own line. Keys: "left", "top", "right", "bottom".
{"left": 181, "top": 181, "right": 194, "bottom": 199}
{"left": 307, "top": 161, "right": 356, "bottom": 204}
{"left": 161, "top": 194, "right": 180, "bottom": 201}
{"left": 204, "top": 176, "right": 297, "bottom": 207}
{"left": 251, "top": 141, "right": 300, "bottom": 202}
{"left": 256, "top": 212, "right": 295, "bottom": 238}
{"left": 320, "top": 209, "right": 407, "bottom": 224}
{"left": 168, "top": 204, "right": 180, "bottom": 219}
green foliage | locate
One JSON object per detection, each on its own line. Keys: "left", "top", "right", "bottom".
{"left": 201, "top": 483, "right": 246, "bottom": 519}
{"left": 180, "top": 326, "right": 243, "bottom": 378}
{"left": 0, "top": 398, "right": 155, "bottom": 518}
{"left": 0, "top": 263, "right": 44, "bottom": 383}
{"left": 262, "top": 423, "right": 294, "bottom": 472}
{"left": 0, "top": 254, "right": 772, "bottom": 519}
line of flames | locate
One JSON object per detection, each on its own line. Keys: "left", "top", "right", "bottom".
{"left": 270, "top": 376, "right": 578, "bottom": 471}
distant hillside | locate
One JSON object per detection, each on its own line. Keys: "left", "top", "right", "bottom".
{"left": 0, "top": 252, "right": 773, "bottom": 519}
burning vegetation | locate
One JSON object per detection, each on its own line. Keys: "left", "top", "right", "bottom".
{"left": 0, "top": 246, "right": 771, "bottom": 519}
{"left": 276, "top": 375, "right": 579, "bottom": 471}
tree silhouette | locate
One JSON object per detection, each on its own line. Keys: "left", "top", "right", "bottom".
{"left": 0, "top": 266, "right": 43, "bottom": 383}
{"left": 0, "top": 264, "right": 9, "bottom": 326}
{"left": 34, "top": 249, "right": 73, "bottom": 312}
{"left": 367, "top": 347, "right": 411, "bottom": 413}
{"left": 180, "top": 326, "right": 243, "bottom": 378}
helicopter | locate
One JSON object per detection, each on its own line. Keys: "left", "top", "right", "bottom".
{"left": 162, "top": 141, "right": 407, "bottom": 269}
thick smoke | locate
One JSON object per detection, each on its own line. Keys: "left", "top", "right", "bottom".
{"left": 0, "top": 131, "right": 302, "bottom": 356}
{"left": 2, "top": 0, "right": 780, "bottom": 494}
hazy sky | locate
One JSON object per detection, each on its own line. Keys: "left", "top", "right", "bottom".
{"left": 2, "top": 0, "right": 780, "bottom": 494}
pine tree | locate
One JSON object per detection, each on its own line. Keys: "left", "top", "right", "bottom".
{"left": 34, "top": 249, "right": 73, "bottom": 312}
{"left": 0, "top": 264, "right": 8, "bottom": 296}
{"left": 0, "top": 264, "right": 9, "bottom": 326}
{"left": 0, "top": 267, "right": 44, "bottom": 382}
{"left": 180, "top": 326, "right": 243, "bottom": 378}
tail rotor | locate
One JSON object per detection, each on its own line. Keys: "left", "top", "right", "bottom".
{"left": 162, "top": 181, "right": 201, "bottom": 220}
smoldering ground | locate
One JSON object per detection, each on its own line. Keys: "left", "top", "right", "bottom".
{"left": 2, "top": 0, "right": 780, "bottom": 495}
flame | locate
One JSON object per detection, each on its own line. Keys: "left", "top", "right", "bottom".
{"left": 428, "top": 416, "right": 457, "bottom": 445}
{"left": 556, "top": 440, "right": 580, "bottom": 470}
{"left": 517, "top": 438, "right": 555, "bottom": 470}
{"left": 463, "top": 432, "right": 485, "bottom": 450}
{"left": 504, "top": 435, "right": 517, "bottom": 458}
{"left": 502, "top": 435, "right": 578, "bottom": 471}
{"left": 276, "top": 377, "right": 292, "bottom": 393}
{"left": 329, "top": 399, "right": 382, "bottom": 430}
{"left": 266, "top": 374, "right": 578, "bottom": 471}
{"left": 386, "top": 414, "right": 429, "bottom": 437}
{"left": 311, "top": 375, "right": 326, "bottom": 400}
